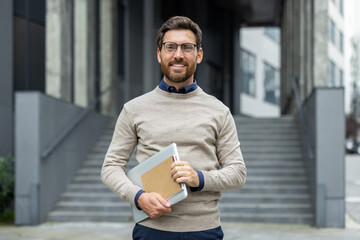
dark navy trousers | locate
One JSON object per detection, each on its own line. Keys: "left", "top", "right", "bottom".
{"left": 132, "top": 224, "right": 224, "bottom": 240}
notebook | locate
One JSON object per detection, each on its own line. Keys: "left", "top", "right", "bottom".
{"left": 127, "top": 143, "right": 188, "bottom": 222}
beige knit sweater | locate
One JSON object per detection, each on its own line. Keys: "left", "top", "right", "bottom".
{"left": 101, "top": 86, "right": 246, "bottom": 232}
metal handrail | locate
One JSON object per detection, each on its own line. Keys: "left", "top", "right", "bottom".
{"left": 41, "top": 80, "right": 120, "bottom": 159}
{"left": 290, "top": 74, "right": 314, "bottom": 160}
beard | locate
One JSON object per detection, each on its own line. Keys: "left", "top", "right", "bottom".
{"left": 160, "top": 60, "right": 197, "bottom": 84}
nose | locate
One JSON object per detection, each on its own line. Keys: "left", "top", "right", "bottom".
{"left": 174, "top": 45, "right": 184, "bottom": 59}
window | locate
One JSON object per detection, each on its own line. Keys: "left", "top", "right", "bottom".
{"left": 339, "top": 68, "right": 343, "bottom": 86}
{"left": 329, "top": 18, "right": 336, "bottom": 45}
{"left": 264, "top": 63, "right": 280, "bottom": 105}
{"left": 339, "top": 30, "right": 344, "bottom": 53}
{"left": 241, "top": 50, "right": 256, "bottom": 96}
{"left": 329, "top": 60, "right": 336, "bottom": 86}
{"left": 339, "top": 0, "right": 344, "bottom": 15}
{"left": 264, "top": 27, "right": 281, "bottom": 43}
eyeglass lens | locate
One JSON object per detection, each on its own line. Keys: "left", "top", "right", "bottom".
{"left": 163, "top": 42, "right": 196, "bottom": 54}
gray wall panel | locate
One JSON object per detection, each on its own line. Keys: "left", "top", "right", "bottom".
{"left": 15, "top": 92, "right": 111, "bottom": 225}
{"left": 302, "top": 88, "right": 345, "bottom": 228}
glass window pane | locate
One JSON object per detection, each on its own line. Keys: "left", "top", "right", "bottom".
{"left": 329, "top": 18, "right": 336, "bottom": 45}
{"left": 339, "top": 31, "right": 344, "bottom": 53}
{"left": 241, "top": 50, "right": 256, "bottom": 96}
{"left": 329, "top": 60, "right": 336, "bottom": 86}
{"left": 264, "top": 63, "right": 279, "bottom": 105}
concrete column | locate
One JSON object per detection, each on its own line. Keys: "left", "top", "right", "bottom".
{"left": 0, "top": 0, "right": 13, "bottom": 156}
{"left": 313, "top": 0, "right": 328, "bottom": 87}
{"left": 124, "top": 0, "right": 144, "bottom": 101}
{"left": 45, "top": 0, "right": 72, "bottom": 102}
{"left": 74, "top": 0, "right": 96, "bottom": 108}
{"left": 100, "top": 0, "right": 117, "bottom": 116}
{"left": 143, "top": 0, "right": 158, "bottom": 93}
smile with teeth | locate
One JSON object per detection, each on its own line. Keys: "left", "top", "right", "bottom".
{"left": 170, "top": 64, "right": 186, "bottom": 71}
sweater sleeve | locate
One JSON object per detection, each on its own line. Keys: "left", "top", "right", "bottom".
{"left": 101, "top": 105, "right": 141, "bottom": 206}
{"left": 201, "top": 110, "right": 247, "bottom": 192}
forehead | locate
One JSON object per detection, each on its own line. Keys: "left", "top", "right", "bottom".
{"left": 163, "top": 29, "right": 196, "bottom": 44}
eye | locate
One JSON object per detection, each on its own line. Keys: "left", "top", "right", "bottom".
{"left": 183, "top": 44, "right": 194, "bottom": 51}
{"left": 183, "top": 44, "right": 194, "bottom": 50}
{"left": 166, "top": 43, "right": 177, "bottom": 50}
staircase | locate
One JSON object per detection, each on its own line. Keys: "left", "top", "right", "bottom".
{"left": 47, "top": 121, "right": 137, "bottom": 222}
{"left": 219, "top": 116, "right": 314, "bottom": 224}
{"left": 48, "top": 116, "right": 314, "bottom": 224}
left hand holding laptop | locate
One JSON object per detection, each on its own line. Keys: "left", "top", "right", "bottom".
{"left": 138, "top": 192, "right": 172, "bottom": 219}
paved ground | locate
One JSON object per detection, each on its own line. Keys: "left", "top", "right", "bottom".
{"left": 1, "top": 154, "right": 360, "bottom": 240}
{"left": 1, "top": 218, "right": 360, "bottom": 240}
{"left": 346, "top": 154, "right": 360, "bottom": 224}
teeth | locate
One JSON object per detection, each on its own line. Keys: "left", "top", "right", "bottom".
{"left": 172, "top": 64, "right": 184, "bottom": 67}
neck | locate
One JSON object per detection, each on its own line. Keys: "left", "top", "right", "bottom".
{"left": 163, "top": 77, "right": 194, "bottom": 90}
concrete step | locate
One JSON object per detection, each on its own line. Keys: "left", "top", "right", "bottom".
{"left": 243, "top": 152, "right": 303, "bottom": 159}
{"left": 237, "top": 184, "right": 310, "bottom": 194}
{"left": 234, "top": 119, "right": 296, "bottom": 126}
{"left": 240, "top": 139, "right": 301, "bottom": 147}
{"left": 67, "top": 184, "right": 112, "bottom": 193}
{"left": 47, "top": 211, "right": 133, "bottom": 222}
{"left": 221, "top": 193, "right": 311, "bottom": 204}
{"left": 244, "top": 160, "right": 304, "bottom": 167}
{"left": 247, "top": 168, "right": 306, "bottom": 176}
{"left": 98, "top": 135, "right": 112, "bottom": 142}
{"left": 220, "top": 212, "right": 314, "bottom": 224}
{"left": 60, "top": 192, "right": 119, "bottom": 202}
{"left": 239, "top": 134, "right": 300, "bottom": 141}
{"left": 78, "top": 168, "right": 102, "bottom": 175}
{"left": 74, "top": 175, "right": 102, "bottom": 183}
{"left": 242, "top": 146, "right": 301, "bottom": 154}
{"left": 237, "top": 128, "right": 298, "bottom": 134}
{"left": 54, "top": 201, "right": 131, "bottom": 212}
{"left": 236, "top": 124, "right": 298, "bottom": 132}
{"left": 219, "top": 203, "right": 313, "bottom": 214}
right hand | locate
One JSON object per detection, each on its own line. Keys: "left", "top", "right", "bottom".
{"left": 137, "top": 192, "right": 172, "bottom": 218}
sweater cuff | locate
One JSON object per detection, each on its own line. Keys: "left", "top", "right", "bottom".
{"left": 134, "top": 189, "right": 145, "bottom": 210}
{"left": 190, "top": 170, "right": 204, "bottom": 192}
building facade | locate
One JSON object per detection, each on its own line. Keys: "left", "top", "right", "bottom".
{"left": 239, "top": 27, "right": 281, "bottom": 117}
{"left": 281, "top": 0, "right": 344, "bottom": 112}
{"left": 328, "top": 0, "right": 345, "bottom": 87}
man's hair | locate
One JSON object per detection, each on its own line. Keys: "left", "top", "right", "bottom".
{"left": 156, "top": 16, "right": 202, "bottom": 50}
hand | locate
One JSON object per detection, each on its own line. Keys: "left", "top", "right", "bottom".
{"left": 171, "top": 161, "right": 199, "bottom": 188}
{"left": 137, "top": 192, "right": 171, "bottom": 218}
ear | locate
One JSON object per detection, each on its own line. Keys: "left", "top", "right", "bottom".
{"left": 157, "top": 48, "right": 161, "bottom": 64}
{"left": 196, "top": 48, "right": 203, "bottom": 64}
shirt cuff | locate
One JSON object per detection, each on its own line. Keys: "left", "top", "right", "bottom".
{"left": 190, "top": 170, "right": 204, "bottom": 192}
{"left": 134, "top": 189, "right": 145, "bottom": 210}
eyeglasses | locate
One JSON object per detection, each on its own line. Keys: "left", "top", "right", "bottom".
{"left": 162, "top": 42, "right": 197, "bottom": 55}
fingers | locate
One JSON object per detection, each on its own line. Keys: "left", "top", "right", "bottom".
{"left": 156, "top": 193, "right": 171, "bottom": 208}
{"left": 138, "top": 192, "right": 171, "bottom": 219}
{"left": 171, "top": 161, "right": 199, "bottom": 187}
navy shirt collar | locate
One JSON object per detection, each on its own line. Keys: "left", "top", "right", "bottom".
{"left": 159, "top": 79, "right": 198, "bottom": 94}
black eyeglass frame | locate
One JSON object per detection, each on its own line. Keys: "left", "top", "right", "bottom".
{"left": 161, "top": 42, "right": 199, "bottom": 54}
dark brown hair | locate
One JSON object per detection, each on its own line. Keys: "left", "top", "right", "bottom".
{"left": 156, "top": 16, "right": 202, "bottom": 50}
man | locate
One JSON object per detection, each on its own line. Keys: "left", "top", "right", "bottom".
{"left": 101, "top": 16, "right": 246, "bottom": 240}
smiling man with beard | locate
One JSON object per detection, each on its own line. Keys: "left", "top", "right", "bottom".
{"left": 101, "top": 16, "right": 246, "bottom": 240}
